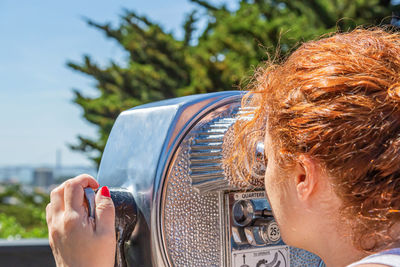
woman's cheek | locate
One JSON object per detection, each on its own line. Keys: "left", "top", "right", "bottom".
{"left": 264, "top": 165, "right": 290, "bottom": 243}
{"left": 264, "top": 166, "right": 279, "bottom": 219}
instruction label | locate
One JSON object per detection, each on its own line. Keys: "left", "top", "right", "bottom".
{"left": 234, "top": 191, "right": 266, "bottom": 201}
{"left": 232, "top": 246, "right": 289, "bottom": 267}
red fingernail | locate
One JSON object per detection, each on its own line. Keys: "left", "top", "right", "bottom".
{"left": 100, "top": 186, "right": 111, "bottom": 197}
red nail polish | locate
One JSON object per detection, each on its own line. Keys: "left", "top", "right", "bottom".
{"left": 100, "top": 186, "right": 111, "bottom": 197}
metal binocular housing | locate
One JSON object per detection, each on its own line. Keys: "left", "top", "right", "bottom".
{"left": 92, "top": 91, "right": 326, "bottom": 267}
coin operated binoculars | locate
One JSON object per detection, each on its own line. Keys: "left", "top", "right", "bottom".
{"left": 84, "top": 91, "right": 326, "bottom": 267}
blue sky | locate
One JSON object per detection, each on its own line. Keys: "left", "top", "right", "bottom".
{"left": 0, "top": 0, "right": 235, "bottom": 167}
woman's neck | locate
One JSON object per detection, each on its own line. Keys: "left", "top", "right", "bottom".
{"left": 311, "top": 222, "right": 367, "bottom": 267}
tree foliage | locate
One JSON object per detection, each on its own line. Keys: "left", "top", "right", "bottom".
{"left": 0, "top": 184, "right": 49, "bottom": 239}
{"left": 69, "top": 0, "right": 400, "bottom": 165}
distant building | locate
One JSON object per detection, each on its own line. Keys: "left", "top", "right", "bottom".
{"left": 33, "top": 168, "right": 54, "bottom": 188}
{"left": 0, "top": 165, "right": 96, "bottom": 187}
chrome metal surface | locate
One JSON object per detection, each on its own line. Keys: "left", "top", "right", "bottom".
{"left": 163, "top": 141, "right": 224, "bottom": 266}
{"left": 97, "top": 91, "right": 243, "bottom": 266}
{"left": 255, "top": 142, "right": 265, "bottom": 161}
{"left": 188, "top": 106, "right": 261, "bottom": 193}
{"left": 189, "top": 116, "right": 237, "bottom": 193}
{"left": 189, "top": 107, "right": 265, "bottom": 194}
{"left": 84, "top": 187, "right": 96, "bottom": 219}
{"left": 161, "top": 103, "right": 242, "bottom": 267}
{"left": 232, "top": 200, "right": 254, "bottom": 227}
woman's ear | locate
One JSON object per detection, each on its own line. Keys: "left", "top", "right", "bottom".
{"left": 294, "top": 155, "right": 319, "bottom": 202}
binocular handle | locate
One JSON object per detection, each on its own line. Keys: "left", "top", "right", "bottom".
{"left": 84, "top": 187, "right": 138, "bottom": 267}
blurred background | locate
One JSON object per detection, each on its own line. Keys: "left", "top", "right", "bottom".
{"left": 0, "top": 0, "right": 399, "bottom": 240}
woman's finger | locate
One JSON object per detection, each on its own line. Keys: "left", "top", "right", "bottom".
{"left": 49, "top": 184, "right": 65, "bottom": 213}
{"left": 64, "top": 174, "right": 99, "bottom": 213}
{"left": 94, "top": 186, "right": 115, "bottom": 235}
{"left": 46, "top": 203, "right": 52, "bottom": 225}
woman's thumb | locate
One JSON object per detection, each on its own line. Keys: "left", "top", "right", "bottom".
{"left": 95, "top": 186, "right": 115, "bottom": 234}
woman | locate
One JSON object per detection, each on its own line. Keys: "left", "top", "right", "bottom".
{"left": 46, "top": 28, "right": 400, "bottom": 266}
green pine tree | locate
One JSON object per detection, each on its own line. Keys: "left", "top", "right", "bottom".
{"left": 69, "top": 0, "right": 400, "bottom": 166}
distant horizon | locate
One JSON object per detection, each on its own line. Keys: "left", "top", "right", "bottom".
{"left": 0, "top": 163, "right": 97, "bottom": 168}
{"left": 0, "top": 164, "right": 98, "bottom": 184}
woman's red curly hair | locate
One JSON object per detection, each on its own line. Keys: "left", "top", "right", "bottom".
{"left": 231, "top": 27, "right": 400, "bottom": 252}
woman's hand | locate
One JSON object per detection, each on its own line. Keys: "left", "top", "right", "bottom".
{"left": 46, "top": 174, "right": 116, "bottom": 267}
